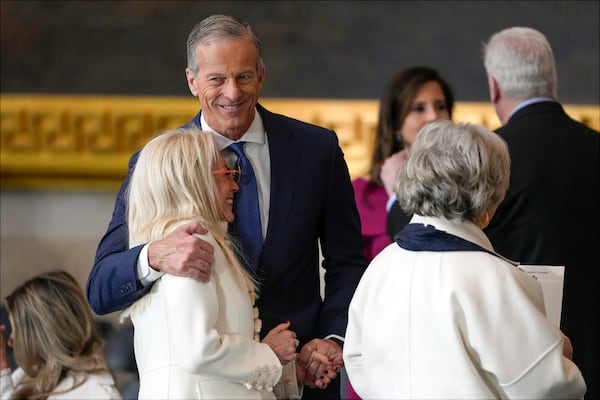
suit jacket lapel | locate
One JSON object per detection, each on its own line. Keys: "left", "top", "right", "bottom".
{"left": 257, "top": 104, "right": 297, "bottom": 267}
{"left": 191, "top": 105, "right": 297, "bottom": 271}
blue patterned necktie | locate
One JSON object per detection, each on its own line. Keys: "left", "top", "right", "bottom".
{"left": 227, "top": 142, "right": 263, "bottom": 274}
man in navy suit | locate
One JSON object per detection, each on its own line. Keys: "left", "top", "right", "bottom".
{"left": 87, "top": 14, "right": 367, "bottom": 399}
{"left": 482, "top": 27, "right": 599, "bottom": 398}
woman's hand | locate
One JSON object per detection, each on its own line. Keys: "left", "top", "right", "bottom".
{"left": 380, "top": 150, "right": 408, "bottom": 196}
{"left": 296, "top": 338, "right": 343, "bottom": 389}
{"left": 561, "top": 332, "right": 573, "bottom": 360}
{"left": 261, "top": 321, "right": 298, "bottom": 364}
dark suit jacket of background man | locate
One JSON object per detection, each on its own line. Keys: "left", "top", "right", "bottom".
{"left": 387, "top": 201, "right": 412, "bottom": 241}
{"left": 484, "top": 101, "right": 599, "bottom": 398}
{"left": 87, "top": 103, "right": 368, "bottom": 399}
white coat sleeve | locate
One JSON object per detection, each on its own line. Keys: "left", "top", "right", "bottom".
{"left": 462, "top": 263, "right": 586, "bottom": 399}
{"left": 0, "top": 368, "right": 15, "bottom": 399}
{"left": 342, "top": 270, "right": 369, "bottom": 397}
{"left": 162, "top": 234, "right": 282, "bottom": 391}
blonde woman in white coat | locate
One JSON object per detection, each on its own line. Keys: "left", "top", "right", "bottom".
{"left": 123, "top": 128, "right": 301, "bottom": 399}
{"left": 343, "top": 120, "right": 586, "bottom": 399}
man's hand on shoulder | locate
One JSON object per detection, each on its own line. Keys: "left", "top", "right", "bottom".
{"left": 147, "top": 220, "right": 214, "bottom": 282}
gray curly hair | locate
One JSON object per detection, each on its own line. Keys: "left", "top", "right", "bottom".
{"left": 395, "top": 120, "right": 510, "bottom": 221}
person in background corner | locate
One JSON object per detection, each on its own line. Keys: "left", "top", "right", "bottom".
{"left": 365, "top": 67, "right": 455, "bottom": 243}
{"left": 482, "top": 26, "right": 599, "bottom": 399}
{"left": 0, "top": 270, "right": 121, "bottom": 400}
{"left": 344, "top": 120, "right": 586, "bottom": 399}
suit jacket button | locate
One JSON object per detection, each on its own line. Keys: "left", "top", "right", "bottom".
{"left": 120, "top": 282, "right": 133, "bottom": 293}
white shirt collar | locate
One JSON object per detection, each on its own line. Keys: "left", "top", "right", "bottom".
{"left": 200, "top": 108, "right": 266, "bottom": 150}
{"left": 509, "top": 97, "right": 555, "bottom": 120}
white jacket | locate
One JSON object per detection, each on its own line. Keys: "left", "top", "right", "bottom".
{"left": 0, "top": 367, "right": 121, "bottom": 399}
{"left": 124, "top": 228, "right": 283, "bottom": 399}
{"left": 344, "top": 215, "right": 586, "bottom": 399}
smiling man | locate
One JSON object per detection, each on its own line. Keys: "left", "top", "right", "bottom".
{"left": 87, "top": 14, "right": 367, "bottom": 399}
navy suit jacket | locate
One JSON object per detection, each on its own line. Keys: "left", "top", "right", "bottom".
{"left": 87, "top": 103, "right": 367, "bottom": 345}
{"left": 386, "top": 201, "right": 411, "bottom": 240}
{"left": 484, "top": 101, "right": 599, "bottom": 398}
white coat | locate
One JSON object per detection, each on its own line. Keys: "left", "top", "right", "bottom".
{"left": 344, "top": 215, "right": 586, "bottom": 399}
{"left": 0, "top": 367, "right": 121, "bottom": 399}
{"left": 124, "top": 226, "right": 283, "bottom": 399}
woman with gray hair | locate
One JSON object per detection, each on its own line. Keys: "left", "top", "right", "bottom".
{"left": 343, "top": 120, "right": 586, "bottom": 399}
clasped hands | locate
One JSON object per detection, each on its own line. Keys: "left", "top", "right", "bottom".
{"left": 148, "top": 222, "right": 344, "bottom": 389}
{"left": 265, "top": 329, "right": 344, "bottom": 390}
{"left": 262, "top": 324, "right": 343, "bottom": 390}
{"left": 296, "top": 338, "right": 343, "bottom": 389}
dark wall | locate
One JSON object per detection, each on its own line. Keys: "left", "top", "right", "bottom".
{"left": 1, "top": 0, "right": 598, "bottom": 103}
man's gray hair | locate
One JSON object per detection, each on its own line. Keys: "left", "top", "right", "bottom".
{"left": 395, "top": 120, "right": 510, "bottom": 221}
{"left": 483, "top": 26, "right": 557, "bottom": 101}
{"left": 186, "top": 14, "right": 264, "bottom": 74}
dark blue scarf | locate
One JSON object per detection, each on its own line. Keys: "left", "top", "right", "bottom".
{"left": 395, "top": 223, "right": 501, "bottom": 259}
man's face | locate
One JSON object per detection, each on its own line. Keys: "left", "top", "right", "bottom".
{"left": 186, "top": 36, "right": 265, "bottom": 140}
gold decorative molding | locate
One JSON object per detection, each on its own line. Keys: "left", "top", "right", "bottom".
{"left": 1, "top": 94, "right": 598, "bottom": 190}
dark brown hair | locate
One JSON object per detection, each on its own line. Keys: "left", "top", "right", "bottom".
{"left": 369, "top": 66, "right": 455, "bottom": 185}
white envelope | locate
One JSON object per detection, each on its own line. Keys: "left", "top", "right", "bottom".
{"left": 519, "top": 265, "right": 565, "bottom": 327}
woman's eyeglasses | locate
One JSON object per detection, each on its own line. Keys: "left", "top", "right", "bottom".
{"left": 212, "top": 165, "right": 241, "bottom": 183}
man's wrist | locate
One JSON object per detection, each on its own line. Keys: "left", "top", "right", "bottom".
{"left": 138, "top": 243, "right": 164, "bottom": 287}
{"left": 327, "top": 337, "right": 344, "bottom": 348}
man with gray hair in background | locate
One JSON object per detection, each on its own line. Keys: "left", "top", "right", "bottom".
{"left": 482, "top": 26, "right": 599, "bottom": 398}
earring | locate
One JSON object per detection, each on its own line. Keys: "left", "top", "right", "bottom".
{"left": 474, "top": 212, "right": 490, "bottom": 229}
{"left": 481, "top": 212, "right": 490, "bottom": 229}
{"left": 394, "top": 134, "right": 404, "bottom": 152}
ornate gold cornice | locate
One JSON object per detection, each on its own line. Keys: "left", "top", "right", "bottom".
{"left": 1, "top": 94, "right": 598, "bottom": 190}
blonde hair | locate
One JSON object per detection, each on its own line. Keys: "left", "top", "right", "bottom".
{"left": 126, "top": 128, "right": 254, "bottom": 292}
{"left": 4, "top": 270, "right": 109, "bottom": 400}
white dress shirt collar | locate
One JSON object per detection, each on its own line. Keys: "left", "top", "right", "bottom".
{"left": 509, "top": 97, "right": 555, "bottom": 120}
{"left": 200, "top": 109, "right": 266, "bottom": 149}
